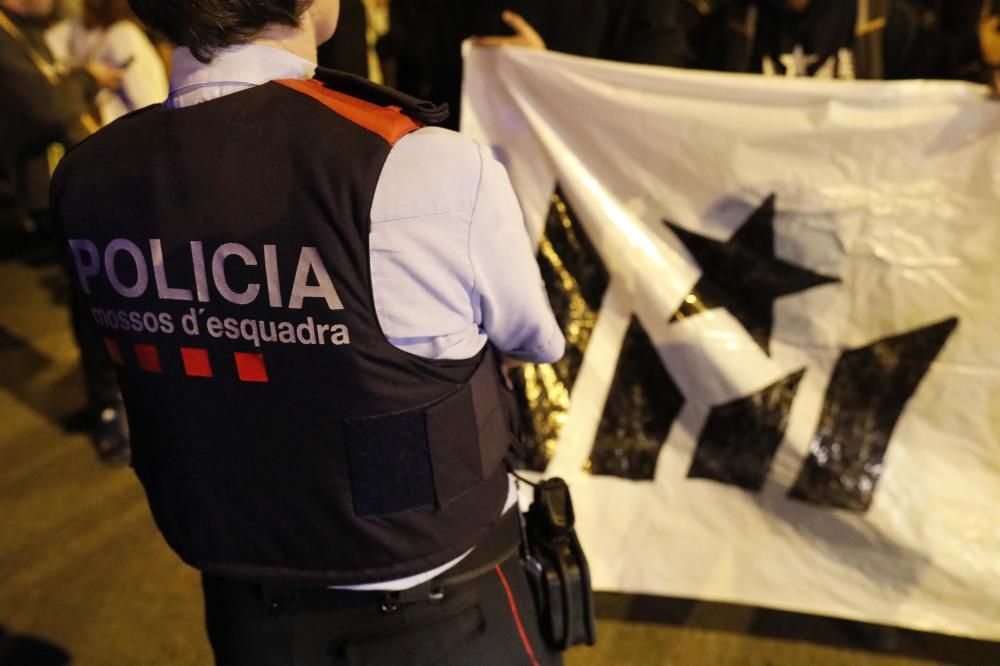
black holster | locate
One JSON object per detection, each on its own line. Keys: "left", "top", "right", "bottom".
{"left": 521, "top": 478, "right": 597, "bottom": 650}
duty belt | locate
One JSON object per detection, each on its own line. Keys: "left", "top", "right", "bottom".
{"left": 258, "top": 507, "right": 521, "bottom": 615}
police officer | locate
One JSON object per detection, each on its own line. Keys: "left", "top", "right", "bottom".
{"left": 50, "top": 0, "right": 566, "bottom": 663}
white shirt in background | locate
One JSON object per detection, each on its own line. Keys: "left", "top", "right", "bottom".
{"left": 46, "top": 19, "right": 168, "bottom": 124}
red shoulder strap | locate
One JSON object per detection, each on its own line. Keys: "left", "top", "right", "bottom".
{"left": 275, "top": 78, "right": 422, "bottom": 145}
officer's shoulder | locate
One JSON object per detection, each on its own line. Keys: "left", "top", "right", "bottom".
{"left": 373, "top": 127, "right": 489, "bottom": 222}
{"left": 289, "top": 68, "right": 451, "bottom": 147}
{"left": 390, "top": 126, "right": 483, "bottom": 167}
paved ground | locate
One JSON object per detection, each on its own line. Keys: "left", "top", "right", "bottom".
{"left": 2, "top": 230, "right": 998, "bottom": 666}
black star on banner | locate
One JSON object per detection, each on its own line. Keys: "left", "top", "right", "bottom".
{"left": 666, "top": 194, "right": 840, "bottom": 355}
{"left": 588, "top": 316, "right": 684, "bottom": 480}
{"left": 510, "top": 187, "right": 610, "bottom": 471}
{"left": 688, "top": 369, "right": 805, "bottom": 491}
{"left": 789, "top": 317, "right": 959, "bottom": 512}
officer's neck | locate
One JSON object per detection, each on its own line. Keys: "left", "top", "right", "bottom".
{"left": 254, "top": 15, "right": 320, "bottom": 65}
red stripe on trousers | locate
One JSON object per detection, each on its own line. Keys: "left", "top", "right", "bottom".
{"left": 495, "top": 564, "right": 540, "bottom": 666}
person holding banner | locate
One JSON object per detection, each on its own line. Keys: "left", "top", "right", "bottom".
{"left": 474, "top": 0, "right": 690, "bottom": 66}
{"left": 382, "top": 0, "right": 690, "bottom": 129}
{"left": 51, "top": 0, "right": 569, "bottom": 663}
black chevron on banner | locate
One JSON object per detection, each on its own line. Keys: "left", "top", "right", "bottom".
{"left": 688, "top": 369, "right": 805, "bottom": 491}
{"left": 789, "top": 318, "right": 959, "bottom": 511}
{"left": 589, "top": 316, "right": 684, "bottom": 480}
{"left": 511, "top": 187, "right": 610, "bottom": 470}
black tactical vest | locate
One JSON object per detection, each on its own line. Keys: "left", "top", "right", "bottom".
{"left": 51, "top": 69, "right": 513, "bottom": 585}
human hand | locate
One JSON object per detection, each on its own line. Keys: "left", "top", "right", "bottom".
{"left": 499, "top": 354, "right": 525, "bottom": 391}
{"left": 979, "top": 8, "right": 1000, "bottom": 68}
{"left": 85, "top": 62, "right": 125, "bottom": 91}
{"left": 474, "top": 11, "right": 546, "bottom": 50}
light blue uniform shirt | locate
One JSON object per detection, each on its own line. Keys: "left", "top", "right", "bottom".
{"left": 166, "top": 44, "right": 564, "bottom": 589}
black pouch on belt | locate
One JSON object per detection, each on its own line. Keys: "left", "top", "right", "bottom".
{"left": 522, "top": 477, "right": 597, "bottom": 650}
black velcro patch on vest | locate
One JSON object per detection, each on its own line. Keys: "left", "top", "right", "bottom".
{"left": 344, "top": 411, "right": 436, "bottom": 517}
{"left": 426, "top": 384, "right": 482, "bottom": 508}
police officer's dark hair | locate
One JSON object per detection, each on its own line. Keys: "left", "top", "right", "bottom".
{"left": 127, "top": 0, "right": 312, "bottom": 63}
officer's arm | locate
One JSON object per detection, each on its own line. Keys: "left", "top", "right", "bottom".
{"left": 469, "top": 145, "right": 565, "bottom": 365}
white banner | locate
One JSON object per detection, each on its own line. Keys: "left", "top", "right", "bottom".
{"left": 462, "top": 46, "right": 1000, "bottom": 640}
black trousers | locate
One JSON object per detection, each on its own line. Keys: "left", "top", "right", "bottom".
{"left": 65, "top": 252, "right": 119, "bottom": 411}
{"left": 69, "top": 288, "right": 119, "bottom": 409}
{"left": 202, "top": 552, "right": 563, "bottom": 666}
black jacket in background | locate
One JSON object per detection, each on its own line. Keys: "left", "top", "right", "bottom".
{"left": 0, "top": 8, "right": 97, "bottom": 166}
{"left": 512, "top": 0, "right": 690, "bottom": 65}
{"left": 0, "top": 7, "right": 98, "bottom": 212}
{"left": 317, "top": 0, "right": 369, "bottom": 78}
{"left": 380, "top": 0, "right": 689, "bottom": 129}
{"left": 909, "top": 0, "right": 992, "bottom": 82}
{"left": 683, "top": 0, "right": 990, "bottom": 81}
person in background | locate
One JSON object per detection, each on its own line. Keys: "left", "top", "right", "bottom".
{"left": 477, "top": 0, "right": 690, "bottom": 65}
{"left": 381, "top": 0, "right": 690, "bottom": 129}
{"left": 1, "top": 0, "right": 129, "bottom": 466}
{"left": 317, "top": 0, "right": 367, "bottom": 76}
{"left": 675, "top": 0, "right": 728, "bottom": 63}
{"left": 1, "top": 0, "right": 120, "bottom": 212}
{"left": 684, "top": 0, "right": 1000, "bottom": 82}
{"left": 883, "top": 0, "right": 1000, "bottom": 83}
{"left": 375, "top": 0, "right": 442, "bottom": 96}
{"left": 46, "top": 0, "right": 167, "bottom": 124}
{"left": 909, "top": 0, "right": 995, "bottom": 81}
{"left": 317, "top": 0, "right": 389, "bottom": 83}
